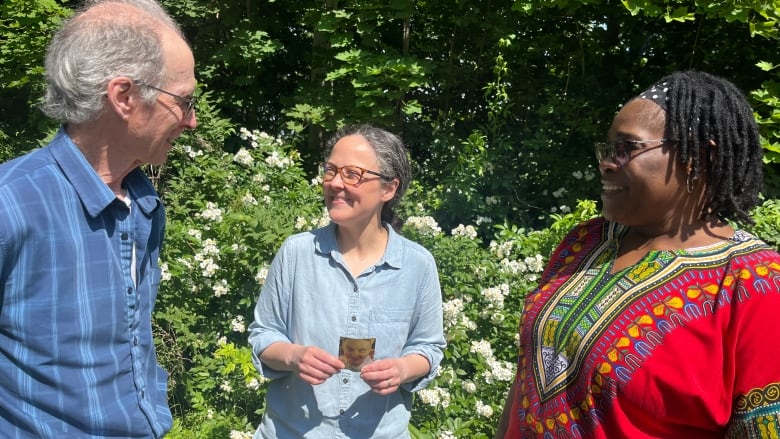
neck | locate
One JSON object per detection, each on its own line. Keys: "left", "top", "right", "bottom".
{"left": 625, "top": 216, "right": 733, "bottom": 252}
{"left": 66, "top": 123, "right": 139, "bottom": 195}
{"left": 335, "top": 220, "right": 388, "bottom": 254}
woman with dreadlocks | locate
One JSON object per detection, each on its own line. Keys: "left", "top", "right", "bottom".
{"left": 495, "top": 70, "right": 780, "bottom": 438}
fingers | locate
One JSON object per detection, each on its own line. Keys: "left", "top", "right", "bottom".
{"left": 360, "top": 359, "right": 403, "bottom": 394}
{"left": 295, "top": 346, "right": 343, "bottom": 385}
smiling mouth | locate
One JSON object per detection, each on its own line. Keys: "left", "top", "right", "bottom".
{"left": 601, "top": 182, "right": 625, "bottom": 193}
{"left": 329, "top": 195, "right": 351, "bottom": 205}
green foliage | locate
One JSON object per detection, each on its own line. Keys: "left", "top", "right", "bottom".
{"left": 0, "top": 0, "right": 69, "bottom": 161}
{"left": 153, "top": 126, "right": 326, "bottom": 436}
{"left": 746, "top": 198, "right": 780, "bottom": 250}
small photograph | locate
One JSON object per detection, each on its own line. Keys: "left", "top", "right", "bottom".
{"left": 338, "top": 336, "right": 375, "bottom": 372}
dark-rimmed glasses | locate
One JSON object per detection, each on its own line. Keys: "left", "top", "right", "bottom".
{"left": 139, "top": 83, "right": 197, "bottom": 118}
{"left": 594, "top": 139, "right": 673, "bottom": 167}
{"left": 320, "top": 162, "right": 393, "bottom": 186}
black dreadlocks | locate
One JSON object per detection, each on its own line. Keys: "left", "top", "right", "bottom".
{"left": 657, "top": 70, "right": 763, "bottom": 225}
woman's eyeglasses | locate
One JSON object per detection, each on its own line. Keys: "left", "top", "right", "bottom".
{"left": 319, "top": 162, "right": 393, "bottom": 186}
{"left": 594, "top": 139, "right": 673, "bottom": 167}
{"left": 138, "top": 83, "right": 197, "bottom": 118}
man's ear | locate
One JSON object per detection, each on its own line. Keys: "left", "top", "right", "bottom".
{"left": 105, "top": 76, "right": 135, "bottom": 120}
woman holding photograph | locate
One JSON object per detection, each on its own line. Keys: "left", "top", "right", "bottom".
{"left": 248, "top": 124, "right": 446, "bottom": 438}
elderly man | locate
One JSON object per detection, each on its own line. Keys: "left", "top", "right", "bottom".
{"left": 0, "top": 0, "right": 196, "bottom": 436}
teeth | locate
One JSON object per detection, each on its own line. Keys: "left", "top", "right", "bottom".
{"left": 602, "top": 183, "right": 623, "bottom": 191}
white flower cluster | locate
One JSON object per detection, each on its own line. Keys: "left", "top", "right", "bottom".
{"left": 417, "top": 386, "right": 451, "bottom": 408}
{"left": 461, "top": 380, "right": 477, "bottom": 394}
{"left": 404, "top": 216, "right": 442, "bottom": 236}
{"left": 239, "top": 127, "right": 280, "bottom": 149}
{"left": 231, "top": 315, "right": 246, "bottom": 333}
{"left": 572, "top": 169, "right": 596, "bottom": 181}
{"left": 198, "top": 202, "right": 223, "bottom": 222}
{"left": 180, "top": 144, "right": 204, "bottom": 159}
{"left": 475, "top": 400, "right": 494, "bottom": 417}
{"left": 229, "top": 431, "right": 253, "bottom": 439}
{"left": 187, "top": 228, "right": 202, "bottom": 240}
{"left": 312, "top": 209, "right": 331, "bottom": 228}
{"left": 475, "top": 215, "right": 492, "bottom": 225}
{"left": 442, "top": 298, "right": 464, "bottom": 326}
{"left": 489, "top": 240, "right": 513, "bottom": 259}
{"left": 246, "top": 376, "right": 268, "bottom": 391}
{"left": 159, "top": 262, "right": 171, "bottom": 282}
{"left": 294, "top": 216, "right": 309, "bottom": 231}
{"left": 255, "top": 265, "right": 269, "bottom": 285}
{"left": 437, "top": 431, "right": 457, "bottom": 439}
{"left": 213, "top": 279, "right": 229, "bottom": 297}
{"left": 470, "top": 339, "right": 493, "bottom": 358}
{"left": 265, "top": 151, "right": 293, "bottom": 168}
{"left": 552, "top": 187, "right": 567, "bottom": 198}
{"left": 482, "top": 358, "right": 515, "bottom": 383}
{"left": 525, "top": 254, "right": 545, "bottom": 272}
{"left": 233, "top": 148, "right": 254, "bottom": 166}
{"left": 451, "top": 224, "right": 477, "bottom": 239}
{"left": 194, "top": 238, "right": 221, "bottom": 278}
{"left": 242, "top": 192, "right": 258, "bottom": 206}
{"left": 481, "top": 283, "right": 509, "bottom": 309}
{"left": 442, "top": 298, "right": 478, "bottom": 331}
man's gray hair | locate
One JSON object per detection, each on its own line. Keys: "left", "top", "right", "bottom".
{"left": 41, "top": 0, "right": 185, "bottom": 124}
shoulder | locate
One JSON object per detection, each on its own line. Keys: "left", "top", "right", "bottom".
{"left": 557, "top": 217, "right": 611, "bottom": 248}
{"left": 0, "top": 147, "right": 58, "bottom": 191}
{"left": 726, "top": 230, "right": 780, "bottom": 266}
{"left": 278, "top": 227, "right": 329, "bottom": 256}
{"left": 388, "top": 228, "right": 437, "bottom": 268}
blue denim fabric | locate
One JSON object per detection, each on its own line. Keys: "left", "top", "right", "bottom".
{"left": 249, "top": 223, "right": 445, "bottom": 438}
{"left": 0, "top": 129, "right": 171, "bottom": 438}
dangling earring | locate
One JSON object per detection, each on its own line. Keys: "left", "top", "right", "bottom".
{"left": 686, "top": 173, "right": 697, "bottom": 194}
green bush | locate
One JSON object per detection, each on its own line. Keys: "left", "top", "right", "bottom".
{"left": 153, "top": 123, "right": 604, "bottom": 437}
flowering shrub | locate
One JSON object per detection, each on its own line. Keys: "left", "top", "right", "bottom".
{"left": 154, "top": 127, "right": 596, "bottom": 438}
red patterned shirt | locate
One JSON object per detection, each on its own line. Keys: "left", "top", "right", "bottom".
{"left": 504, "top": 218, "right": 780, "bottom": 438}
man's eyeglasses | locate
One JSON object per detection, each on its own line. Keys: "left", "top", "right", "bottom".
{"left": 319, "top": 162, "right": 393, "bottom": 186}
{"left": 594, "top": 139, "right": 673, "bottom": 167}
{"left": 138, "top": 83, "right": 197, "bottom": 117}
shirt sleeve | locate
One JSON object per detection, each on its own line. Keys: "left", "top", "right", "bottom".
{"left": 725, "top": 250, "right": 780, "bottom": 437}
{"left": 399, "top": 252, "right": 446, "bottom": 392}
{"left": 248, "top": 238, "right": 295, "bottom": 380}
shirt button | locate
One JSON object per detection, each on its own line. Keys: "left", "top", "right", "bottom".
{"left": 351, "top": 316, "right": 356, "bottom": 322}
{"left": 343, "top": 378, "right": 348, "bottom": 384}
{"left": 353, "top": 285, "right": 358, "bottom": 292}
{"left": 133, "top": 336, "right": 138, "bottom": 346}
{"left": 121, "top": 232, "right": 129, "bottom": 240}
{"left": 127, "top": 287, "right": 133, "bottom": 294}
{"left": 339, "top": 409, "right": 345, "bottom": 415}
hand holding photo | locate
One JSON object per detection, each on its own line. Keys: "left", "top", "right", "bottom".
{"left": 338, "top": 337, "right": 375, "bottom": 372}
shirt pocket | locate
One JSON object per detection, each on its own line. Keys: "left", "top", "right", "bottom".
{"left": 369, "top": 309, "right": 412, "bottom": 359}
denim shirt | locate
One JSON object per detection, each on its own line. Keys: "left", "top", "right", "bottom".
{"left": 249, "top": 223, "right": 446, "bottom": 438}
{"left": 0, "top": 130, "right": 171, "bottom": 437}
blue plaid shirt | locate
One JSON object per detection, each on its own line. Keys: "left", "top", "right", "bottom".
{"left": 0, "top": 129, "right": 171, "bottom": 438}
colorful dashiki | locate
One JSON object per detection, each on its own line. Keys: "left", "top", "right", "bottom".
{"left": 504, "top": 217, "right": 780, "bottom": 438}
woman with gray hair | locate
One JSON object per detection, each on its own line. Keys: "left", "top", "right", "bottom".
{"left": 249, "top": 124, "right": 446, "bottom": 438}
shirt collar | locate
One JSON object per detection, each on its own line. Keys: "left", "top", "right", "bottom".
{"left": 49, "top": 128, "right": 161, "bottom": 218}
{"left": 314, "top": 222, "right": 403, "bottom": 269}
